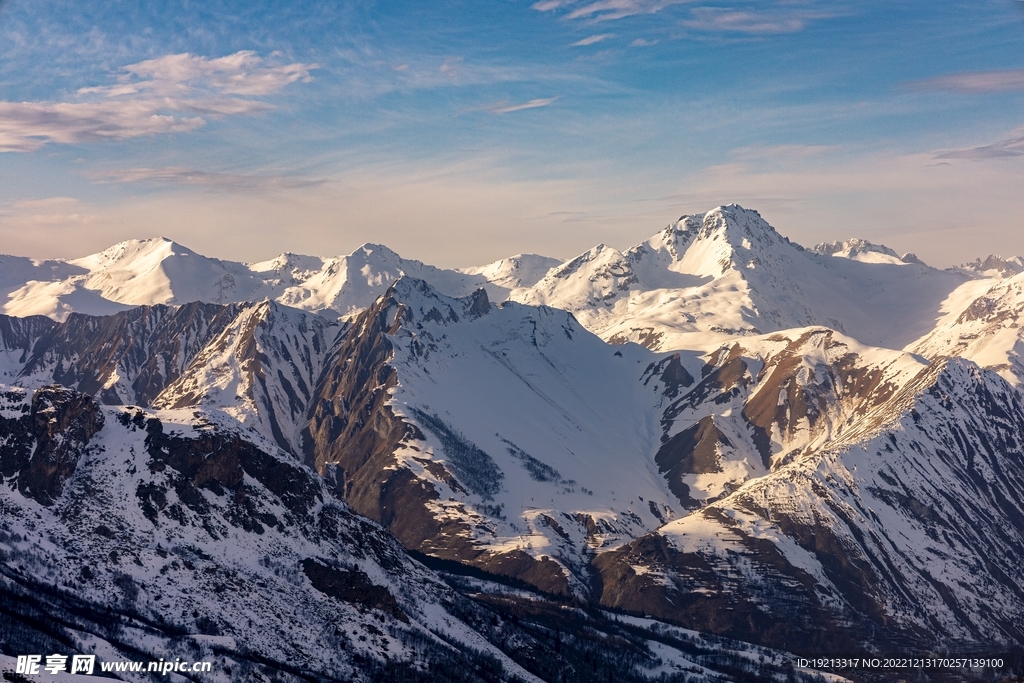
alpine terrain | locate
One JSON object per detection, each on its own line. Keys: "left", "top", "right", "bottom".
{"left": 2, "top": 204, "right": 1023, "bottom": 682}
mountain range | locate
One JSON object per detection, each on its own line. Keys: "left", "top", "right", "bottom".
{"left": 2, "top": 204, "right": 1023, "bottom": 681}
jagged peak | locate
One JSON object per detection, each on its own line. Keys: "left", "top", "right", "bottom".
{"left": 380, "top": 276, "right": 491, "bottom": 327}
{"left": 956, "top": 254, "right": 1024, "bottom": 277}
{"left": 814, "top": 238, "right": 898, "bottom": 259}
{"left": 350, "top": 242, "right": 404, "bottom": 261}
{"left": 666, "top": 204, "right": 797, "bottom": 253}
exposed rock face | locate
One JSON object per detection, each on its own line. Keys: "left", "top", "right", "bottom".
{"left": 595, "top": 359, "right": 1024, "bottom": 654}
{"left": 5, "top": 303, "right": 245, "bottom": 404}
{"left": 300, "top": 282, "right": 566, "bottom": 591}
{"left": 0, "top": 388, "right": 34, "bottom": 477}
{"left": 16, "top": 386, "right": 104, "bottom": 506}
{"left": 140, "top": 412, "right": 323, "bottom": 528}
{"left": 0, "top": 315, "right": 56, "bottom": 369}
{"left": 152, "top": 301, "right": 339, "bottom": 455}
{"left": 302, "top": 284, "right": 421, "bottom": 517}
{"left": 652, "top": 328, "right": 925, "bottom": 509}
{"left": 592, "top": 513, "right": 868, "bottom": 653}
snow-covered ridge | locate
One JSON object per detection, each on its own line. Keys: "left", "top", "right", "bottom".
{"left": 5, "top": 205, "right": 1024, "bottom": 370}
{"left": 812, "top": 238, "right": 919, "bottom": 265}
{"left": 598, "top": 356, "right": 1024, "bottom": 653}
{"left": 0, "top": 238, "right": 557, "bottom": 322}
{"left": 512, "top": 205, "right": 973, "bottom": 352}
{"left": 952, "top": 253, "right": 1024, "bottom": 278}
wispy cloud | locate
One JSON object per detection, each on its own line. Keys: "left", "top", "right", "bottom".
{"left": 531, "top": 0, "right": 572, "bottom": 10}
{"left": 0, "top": 51, "right": 317, "bottom": 152}
{"left": 911, "top": 69, "right": 1024, "bottom": 94}
{"left": 935, "top": 131, "right": 1024, "bottom": 160}
{"left": 571, "top": 33, "right": 614, "bottom": 46}
{"left": 88, "top": 167, "right": 329, "bottom": 191}
{"left": 0, "top": 197, "right": 101, "bottom": 227}
{"left": 483, "top": 97, "right": 560, "bottom": 114}
{"left": 80, "top": 51, "right": 315, "bottom": 97}
{"left": 681, "top": 7, "right": 835, "bottom": 34}
{"left": 565, "top": 0, "right": 691, "bottom": 22}
{"left": 0, "top": 101, "right": 208, "bottom": 152}
{"left": 532, "top": 0, "right": 839, "bottom": 40}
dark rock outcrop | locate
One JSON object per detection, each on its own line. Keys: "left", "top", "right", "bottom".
{"left": 17, "top": 386, "right": 104, "bottom": 506}
{"left": 8, "top": 303, "right": 245, "bottom": 405}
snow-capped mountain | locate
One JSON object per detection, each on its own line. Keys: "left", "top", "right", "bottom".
{"left": 0, "top": 238, "right": 557, "bottom": 322}
{"left": 4, "top": 204, "right": 1024, "bottom": 678}
{"left": 908, "top": 270, "right": 1024, "bottom": 385}
{"left": 511, "top": 205, "right": 971, "bottom": 351}
{"left": 953, "top": 254, "right": 1024, "bottom": 278}
{"left": 303, "top": 278, "right": 679, "bottom": 596}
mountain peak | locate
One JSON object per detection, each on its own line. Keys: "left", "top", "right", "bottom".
{"left": 813, "top": 238, "right": 905, "bottom": 265}
{"left": 68, "top": 237, "right": 206, "bottom": 275}
{"left": 352, "top": 242, "right": 403, "bottom": 261}
{"left": 956, "top": 254, "right": 1024, "bottom": 277}
{"left": 665, "top": 204, "right": 797, "bottom": 259}
{"left": 381, "top": 276, "right": 491, "bottom": 327}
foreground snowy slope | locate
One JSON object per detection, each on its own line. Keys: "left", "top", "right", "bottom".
{"left": 0, "top": 384, "right": 838, "bottom": 683}
{"left": 0, "top": 385, "right": 544, "bottom": 682}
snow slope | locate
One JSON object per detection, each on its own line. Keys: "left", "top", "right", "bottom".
{"left": 0, "top": 239, "right": 557, "bottom": 322}
{"left": 595, "top": 357, "right": 1024, "bottom": 653}
{"left": 512, "top": 205, "right": 971, "bottom": 351}
{"left": 0, "top": 384, "right": 835, "bottom": 683}
{"left": 907, "top": 270, "right": 1024, "bottom": 384}
{"left": 304, "top": 277, "right": 684, "bottom": 596}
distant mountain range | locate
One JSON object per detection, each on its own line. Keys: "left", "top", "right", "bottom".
{"left": 2, "top": 205, "right": 1023, "bottom": 681}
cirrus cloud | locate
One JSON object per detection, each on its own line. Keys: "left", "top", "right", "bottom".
{"left": 0, "top": 51, "right": 317, "bottom": 152}
{"left": 681, "top": 6, "right": 838, "bottom": 34}
{"left": 88, "top": 167, "right": 329, "bottom": 191}
{"left": 485, "top": 97, "right": 560, "bottom": 114}
{"left": 571, "top": 33, "right": 615, "bottom": 46}
{"left": 910, "top": 69, "right": 1024, "bottom": 94}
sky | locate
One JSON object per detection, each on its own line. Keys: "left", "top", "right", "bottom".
{"left": 1, "top": 0, "right": 1024, "bottom": 268}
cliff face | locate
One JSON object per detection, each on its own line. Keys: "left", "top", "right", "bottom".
{"left": 2, "top": 303, "right": 245, "bottom": 404}
{"left": 595, "top": 359, "right": 1024, "bottom": 653}
{"left": 16, "top": 386, "right": 105, "bottom": 506}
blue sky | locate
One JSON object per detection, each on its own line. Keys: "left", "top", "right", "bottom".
{"left": 2, "top": 0, "right": 1024, "bottom": 266}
